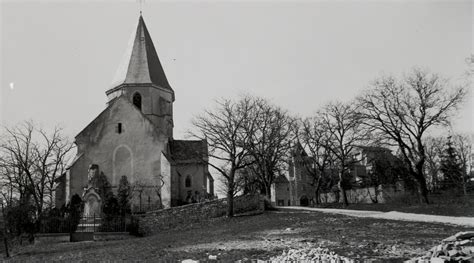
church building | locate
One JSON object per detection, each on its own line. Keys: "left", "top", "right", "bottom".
{"left": 55, "top": 15, "right": 214, "bottom": 212}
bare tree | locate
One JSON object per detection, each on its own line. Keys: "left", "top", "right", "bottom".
{"left": 423, "top": 136, "right": 445, "bottom": 191}
{"left": 451, "top": 133, "right": 473, "bottom": 195}
{"left": 191, "top": 97, "right": 257, "bottom": 217}
{"left": 36, "top": 128, "right": 74, "bottom": 209}
{"left": 131, "top": 178, "right": 148, "bottom": 212}
{"left": 246, "top": 97, "right": 296, "bottom": 199}
{"left": 299, "top": 116, "right": 336, "bottom": 204}
{"left": 0, "top": 121, "right": 73, "bottom": 218}
{"left": 215, "top": 170, "right": 247, "bottom": 200}
{"left": 358, "top": 69, "right": 467, "bottom": 203}
{"left": 0, "top": 123, "right": 35, "bottom": 207}
{"left": 319, "top": 101, "right": 366, "bottom": 206}
{"left": 152, "top": 175, "right": 166, "bottom": 209}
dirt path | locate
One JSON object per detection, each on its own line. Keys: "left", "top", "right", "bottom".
{"left": 280, "top": 206, "right": 474, "bottom": 227}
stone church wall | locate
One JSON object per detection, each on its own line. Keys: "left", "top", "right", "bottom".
{"left": 160, "top": 152, "right": 172, "bottom": 208}
{"left": 122, "top": 87, "right": 174, "bottom": 139}
{"left": 271, "top": 182, "right": 291, "bottom": 206}
{"left": 69, "top": 99, "right": 166, "bottom": 207}
{"left": 136, "top": 194, "right": 264, "bottom": 235}
{"left": 171, "top": 163, "right": 209, "bottom": 205}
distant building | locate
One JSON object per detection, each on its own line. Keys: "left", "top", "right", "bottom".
{"left": 55, "top": 15, "right": 214, "bottom": 212}
{"left": 271, "top": 143, "right": 315, "bottom": 206}
{"left": 272, "top": 143, "right": 404, "bottom": 206}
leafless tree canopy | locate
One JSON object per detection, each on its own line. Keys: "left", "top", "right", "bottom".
{"left": 246, "top": 97, "right": 297, "bottom": 199}
{"left": 0, "top": 121, "right": 74, "bottom": 218}
{"left": 191, "top": 97, "right": 257, "bottom": 217}
{"left": 451, "top": 133, "right": 473, "bottom": 194}
{"left": 358, "top": 69, "right": 467, "bottom": 203}
{"left": 423, "top": 136, "right": 445, "bottom": 191}
{"left": 299, "top": 116, "right": 336, "bottom": 204}
{"left": 318, "top": 101, "right": 367, "bottom": 206}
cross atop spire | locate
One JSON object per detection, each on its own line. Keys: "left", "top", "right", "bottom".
{"left": 138, "top": 0, "right": 144, "bottom": 15}
{"left": 108, "top": 15, "right": 172, "bottom": 94}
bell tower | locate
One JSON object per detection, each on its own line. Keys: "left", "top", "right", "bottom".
{"left": 106, "top": 15, "right": 174, "bottom": 138}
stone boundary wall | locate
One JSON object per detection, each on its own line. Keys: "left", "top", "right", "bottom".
{"left": 318, "top": 185, "right": 406, "bottom": 204}
{"left": 35, "top": 232, "right": 132, "bottom": 244}
{"left": 93, "top": 232, "right": 132, "bottom": 241}
{"left": 136, "top": 194, "right": 264, "bottom": 235}
{"left": 35, "top": 233, "right": 70, "bottom": 245}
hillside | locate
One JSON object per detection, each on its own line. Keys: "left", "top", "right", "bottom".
{"left": 5, "top": 209, "right": 470, "bottom": 262}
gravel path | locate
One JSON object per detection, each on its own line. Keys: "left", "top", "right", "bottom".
{"left": 280, "top": 206, "right": 474, "bottom": 227}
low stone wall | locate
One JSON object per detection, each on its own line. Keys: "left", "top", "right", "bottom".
{"left": 35, "top": 233, "right": 70, "bottom": 244}
{"left": 93, "top": 232, "right": 131, "bottom": 241}
{"left": 35, "top": 232, "right": 132, "bottom": 244}
{"left": 318, "top": 185, "right": 406, "bottom": 204}
{"left": 136, "top": 194, "right": 264, "bottom": 235}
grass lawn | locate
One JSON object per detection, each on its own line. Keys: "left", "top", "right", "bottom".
{"left": 316, "top": 195, "right": 474, "bottom": 217}
{"left": 4, "top": 209, "right": 471, "bottom": 262}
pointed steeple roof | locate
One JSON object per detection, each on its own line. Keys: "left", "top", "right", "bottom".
{"left": 109, "top": 15, "right": 172, "bottom": 91}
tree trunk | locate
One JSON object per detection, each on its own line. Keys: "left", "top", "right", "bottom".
{"left": 314, "top": 176, "right": 322, "bottom": 205}
{"left": 431, "top": 169, "right": 438, "bottom": 192}
{"left": 415, "top": 141, "right": 430, "bottom": 204}
{"left": 338, "top": 173, "right": 349, "bottom": 206}
{"left": 462, "top": 177, "right": 467, "bottom": 196}
{"left": 368, "top": 187, "right": 378, "bottom": 203}
{"left": 227, "top": 172, "right": 235, "bottom": 217}
{"left": 413, "top": 172, "right": 430, "bottom": 204}
{"left": 265, "top": 184, "right": 271, "bottom": 200}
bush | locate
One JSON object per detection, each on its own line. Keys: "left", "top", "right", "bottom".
{"left": 387, "top": 192, "right": 418, "bottom": 206}
{"left": 126, "top": 216, "right": 142, "bottom": 237}
{"left": 40, "top": 217, "right": 71, "bottom": 233}
{"left": 117, "top": 176, "right": 132, "bottom": 216}
{"left": 263, "top": 198, "right": 278, "bottom": 211}
{"left": 4, "top": 203, "right": 36, "bottom": 238}
{"left": 66, "top": 194, "right": 84, "bottom": 233}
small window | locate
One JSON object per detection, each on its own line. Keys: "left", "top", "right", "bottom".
{"left": 133, "top": 92, "right": 142, "bottom": 110}
{"left": 116, "top": 123, "right": 123, "bottom": 134}
{"left": 185, "top": 175, "right": 191, "bottom": 188}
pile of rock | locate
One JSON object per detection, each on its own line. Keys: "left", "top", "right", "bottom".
{"left": 270, "top": 248, "right": 354, "bottom": 262}
{"left": 407, "top": 231, "right": 474, "bottom": 262}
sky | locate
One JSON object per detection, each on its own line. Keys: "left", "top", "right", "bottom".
{"left": 1, "top": 0, "right": 472, "bottom": 141}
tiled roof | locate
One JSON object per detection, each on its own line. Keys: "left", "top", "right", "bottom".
{"left": 169, "top": 139, "right": 208, "bottom": 162}
{"left": 109, "top": 15, "right": 172, "bottom": 91}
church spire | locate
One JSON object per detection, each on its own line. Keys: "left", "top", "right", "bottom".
{"left": 108, "top": 15, "right": 172, "bottom": 95}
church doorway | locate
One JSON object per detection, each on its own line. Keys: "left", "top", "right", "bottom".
{"left": 300, "top": 196, "right": 309, "bottom": 206}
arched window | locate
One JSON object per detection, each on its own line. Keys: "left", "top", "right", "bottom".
{"left": 185, "top": 175, "right": 191, "bottom": 188}
{"left": 133, "top": 92, "right": 142, "bottom": 110}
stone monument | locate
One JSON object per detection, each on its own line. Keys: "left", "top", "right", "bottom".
{"left": 82, "top": 164, "right": 102, "bottom": 217}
